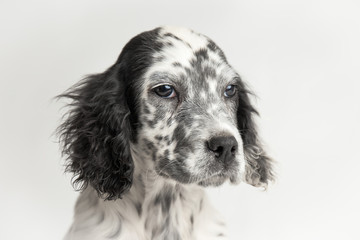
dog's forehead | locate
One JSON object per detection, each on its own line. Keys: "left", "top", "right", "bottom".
{"left": 154, "top": 26, "right": 224, "bottom": 68}
{"left": 159, "top": 26, "right": 209, "bottom": 51}
{"left": 142, "top": 26, "right": 237, "bottom": 89}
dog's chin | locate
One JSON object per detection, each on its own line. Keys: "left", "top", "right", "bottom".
{"left": 197, "top": 175, "right": 228, "bottom": 187}
{"left": 156, "top": 165, "right": 242, "bottom": 186}
{"left": 197, "top": 173, "right": 241, "bottom": 187}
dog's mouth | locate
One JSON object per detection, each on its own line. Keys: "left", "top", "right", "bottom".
{"left": 197, "top": 174, "right": 228, "bottom": 187}
{"left": 157, "top": 165, "right": 240, "bottom": 187}
{"left": 195, "top": 156, "right": 242, "bottom": 187}
{"left": 154, "top": 153, "right": 242, "bottom": 186}
{"left": 197, "top": 169, "right": 240, "bottom": 187}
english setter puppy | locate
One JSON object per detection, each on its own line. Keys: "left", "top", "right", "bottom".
{"left": 59, "top": 26, "right": 274, "bottom": 240}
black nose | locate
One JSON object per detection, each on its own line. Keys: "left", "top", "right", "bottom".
{"left": 207, "top": 136, "right": 238, "bottom": 163}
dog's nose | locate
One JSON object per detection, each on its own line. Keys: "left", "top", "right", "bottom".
{"left": 207, "top": 136, "right": 238, "bottom": 163}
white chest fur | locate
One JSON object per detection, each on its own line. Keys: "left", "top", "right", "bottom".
{"left": 64, "top": 177, "right": 228, "bottom": 240}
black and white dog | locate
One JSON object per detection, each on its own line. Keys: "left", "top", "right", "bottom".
{"left": 59, "top": 26, "right": 274, "bottom": 240}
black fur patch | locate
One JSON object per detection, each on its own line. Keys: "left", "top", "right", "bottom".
{"left": 155, "top": 135, "right": 163, "bottom": 142}
{"left": 207, "top": 40, "right": 227, "bottom": 62}
{"left": 194, "top": 48, "right": 209, "bottom": 61}
{"left": 164, "top": 32, "right": 183, "bottom": 42}
{"left": 172, "top": 62, "right": 182, "bottom": 67}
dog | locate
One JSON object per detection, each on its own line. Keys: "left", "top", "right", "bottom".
{"left": 58, "top": 26, "right": 274, "bottom": 240}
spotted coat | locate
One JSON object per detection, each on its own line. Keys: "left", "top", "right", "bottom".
{"left": 59, "top": 26, "right": 274, "bottom": 240}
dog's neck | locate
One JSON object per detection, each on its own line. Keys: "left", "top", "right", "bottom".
{"left": 70, "top": 157, "right": 225, "bottom": 240}
{"left": 126, "top": 157, "right": 206, "bottom": 239}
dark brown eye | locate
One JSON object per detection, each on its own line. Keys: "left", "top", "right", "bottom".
{"left": 154, "top": 85, "right": 177, "bottom": 98}
{"left": 224, "top": 85, "right": 236, "bottom": 98}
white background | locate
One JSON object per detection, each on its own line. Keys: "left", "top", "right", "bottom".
{"left": 1, "top": 0, "right": 359, "bottom": 239}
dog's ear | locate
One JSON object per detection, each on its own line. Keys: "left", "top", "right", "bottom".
{"left": 58, "top": 63, "right": 134, "bottom": 200}
{"left": 237, "top": 82, "right": 275, "bottom": 188}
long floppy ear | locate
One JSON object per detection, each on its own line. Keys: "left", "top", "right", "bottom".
{"left": 237, "top": 82, "right": 275, "bottom": 188}
{"left": 57, "top": 63, "right": 133, "bottom": 200}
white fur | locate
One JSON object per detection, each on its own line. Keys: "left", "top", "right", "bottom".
{"left": 65, "top": 154, "right": 228, "bottom": 240}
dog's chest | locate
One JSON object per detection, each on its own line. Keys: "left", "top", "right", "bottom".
{"left": 67, "top": 184, "right": 227, "bottom": 240}
{"left": 140, "top": 185, "right": 200, "bottom": 239}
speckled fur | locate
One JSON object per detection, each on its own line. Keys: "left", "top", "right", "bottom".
{"left": 59, "top": 26, "right": 274, "bottom": 240}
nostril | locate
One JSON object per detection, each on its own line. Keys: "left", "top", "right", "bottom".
{"left": 213, "top": 146, "right": 223, "bottom": 158}
{"left": 231, "top": 146, "right": 237, "bottom": 155}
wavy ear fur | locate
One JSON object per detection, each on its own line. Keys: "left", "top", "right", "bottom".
{"left": 57, "top": 28, "right": 164, "bottom": 200}
{"left": 58, "top": 63, "right": 133, "bottom": 200}
{"left": 237, "top": 82, "right": 275, "bottom": 188}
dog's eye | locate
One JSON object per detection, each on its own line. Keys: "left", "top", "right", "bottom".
{"left": 224, "top": 85, "right": 237, "bottom": 98}
{"left": 153, "top": 85, "right": 177, "bottom": 98}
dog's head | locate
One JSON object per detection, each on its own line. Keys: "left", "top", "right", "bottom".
{"left": 59, "top": 27, "right": 274, "bottom": 200}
